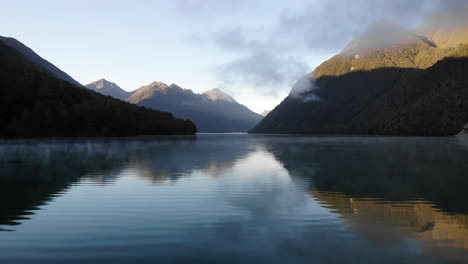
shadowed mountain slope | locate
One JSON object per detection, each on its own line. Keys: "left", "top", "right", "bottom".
{"left": 0, "top": 39, "right": 196, "bottom": 137}
{"left": 0, "top": 36, "right": 82, "bottom": 87}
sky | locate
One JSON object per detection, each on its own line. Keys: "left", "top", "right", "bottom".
{"left": 1, "top": 0, "right": 465, "bottom": 113}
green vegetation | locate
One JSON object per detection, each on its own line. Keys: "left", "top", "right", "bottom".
{"left": 313, "top": 42, "right": 457, "bottom": 79}
{"left": 449, "top": 43, "right": 468, "bottom": 57}
{"left": 252, "top": 43, "right": 468, "bottom": 136}
{"left": 0, "top": 41, "right": 196, "bottom": 137}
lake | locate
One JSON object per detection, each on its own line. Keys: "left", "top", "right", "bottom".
{"left": 1, "top": 134, "right": 468, "bottom": 263}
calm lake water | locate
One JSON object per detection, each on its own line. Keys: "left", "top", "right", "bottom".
{"left": 1, "top": 134, "right": 468, "bottom": 263}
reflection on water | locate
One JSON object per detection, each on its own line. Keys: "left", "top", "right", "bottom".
{"left": 1, "top": 135, "right": 468, "bottom": 263}
{"left": 313, "top": 192, "right": 468, "bottom": 257}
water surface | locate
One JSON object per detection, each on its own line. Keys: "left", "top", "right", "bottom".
{"left": 1, "top": 134, "right": 468, "bottom": 263}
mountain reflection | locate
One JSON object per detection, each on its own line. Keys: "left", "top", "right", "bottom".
{"left": 130, "top": 135, "right": 255, "bottom": 184}
{"left": 313, "top": 191, "right": 468, "bottom": 250}
{"left": 2, "top": 135, "right": 468, "bottom": 262}
{"left": 0, "top": 135, "right": 254, "bottom": 229}
{"left": 0, "top": 141, "right": 138, "bottom": 228}
{"left": 0, "top": 138, "right": 145, "bottom": 227}
{"left": 261, "top": 136, "right": 468, "bottom": 259}
{"left": 261, "top": 136, "right": 468, "bottom": 213}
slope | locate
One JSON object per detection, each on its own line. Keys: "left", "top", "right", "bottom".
{"left": 0, "top": 40, "right": 196, "bottom": 137}
{"left": 0, "top": 36, "right": 82, "bottom": 87}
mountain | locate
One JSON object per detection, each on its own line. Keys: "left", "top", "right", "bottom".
{"left": 0, "top": 36, "right": 82, "bottom": 87}
{"left": 261, "top": 110, "right": 271, "bottom": 117}
{"left": 127, "top": 81, "right": 170, "bottom": 103}
{"left": 86, "top": 79, "right": 133, "bottom": 100}
{"left": 312, "top": 21, "right": 443, "bottom": 80}
{"left": 203, "top": 88, "right": 236, "bottom": 102}
{"left": 127, "top": 82, "right": 262, "bottom": 132}
{"left": 0, "top": 36, "right": 196, "bottom": 137}
{"left": 343, "top": 20, "right": 436, "bottom": 54}
{"left": 251, "top": 9, "right": 468, "bottom": 136}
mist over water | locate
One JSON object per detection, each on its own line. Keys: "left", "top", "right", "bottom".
{"left": 1, "top": 134, "right": 468, "bottom": 263}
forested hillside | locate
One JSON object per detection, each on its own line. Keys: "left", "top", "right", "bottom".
{"left": 0, "top": 40, "right": 196, "bottom": 137}
{"left": 252, "top": 17, "right": 468, "bottom": 136}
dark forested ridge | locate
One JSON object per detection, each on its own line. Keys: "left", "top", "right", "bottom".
{"left": 252, "top": 13, "right": 468, "bottom": 136}
{"left": 252, "top": 56, "right": 468, "bottom": 136}
{"left": 0, "top": 40, "right": 196, "bottom": 137}
{"left": 0, "top": 36, "right": 83, "bottom": 87}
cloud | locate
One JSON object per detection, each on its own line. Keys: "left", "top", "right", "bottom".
{"left": 420, "top": 1, "right": 468, "bottom": 30}
{"left": 208, "top": 0, "right": 467, "bottom": 94}
{"left": 209, "top": 26, "right": 310, "bottom": 95}
{"left": 216, "top": 50, "right": 308, "bottom": 96}
{"left": 175, "top": 0, "right": 251, "bottom": 17}
{"left": 289, "top": 76, "right": 320, "bottom": 102}
{"left": 211, "top": 27, "right": 264, "bottom": 52}
{"left": 275, "top": 0, "right": 464, "bottom": 51}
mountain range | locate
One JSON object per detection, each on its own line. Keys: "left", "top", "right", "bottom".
{"left": 4, "top": 3, "right": 468, "bottom": 137}
{"left": 0, "top": 37, "right": 196, "bottom": 137}
{"left": 85, "top": 80, "right": 262, "bottom": 132}
{"left": 252, "top": 7, "right": 468, "bottom": 136}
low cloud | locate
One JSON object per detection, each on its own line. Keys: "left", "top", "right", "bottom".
{"left": 216, "top": 50, "right": 308, "bottom": 96}
{"left": 289, "top": 76, "right": 321, "bottom": 102}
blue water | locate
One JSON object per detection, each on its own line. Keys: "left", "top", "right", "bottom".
{"left": 1, "top": 134, "right": 468, "bottom": 263}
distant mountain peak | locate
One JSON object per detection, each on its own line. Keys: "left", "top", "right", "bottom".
{"left": 96, "top": 78, "right": 110, "bottom": 83}
{"left": 128, "top": 83, "right": 261, "bottom": 132}
{"left": 169, "top": 83, "right": 191, "bottom": 92}
{"left": 126, "top": 81, "right": 167, "bottom": 103}
{"left": 148, "top": 81, "right": 168, "bottom": 88}
{"left": 85, "top": 79, "right": 132, "bottom": 101}
{"left": 261, "top": 110, "right": 271, "bottom": 117}
{"left": 170, "top": 83, "right": 182, "bottom": 88}
{"left": 88, "top": 79, "right": 118, "bottom": 89}
{"left": 203, "top": 88, "right": 236, "bottom": 103}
